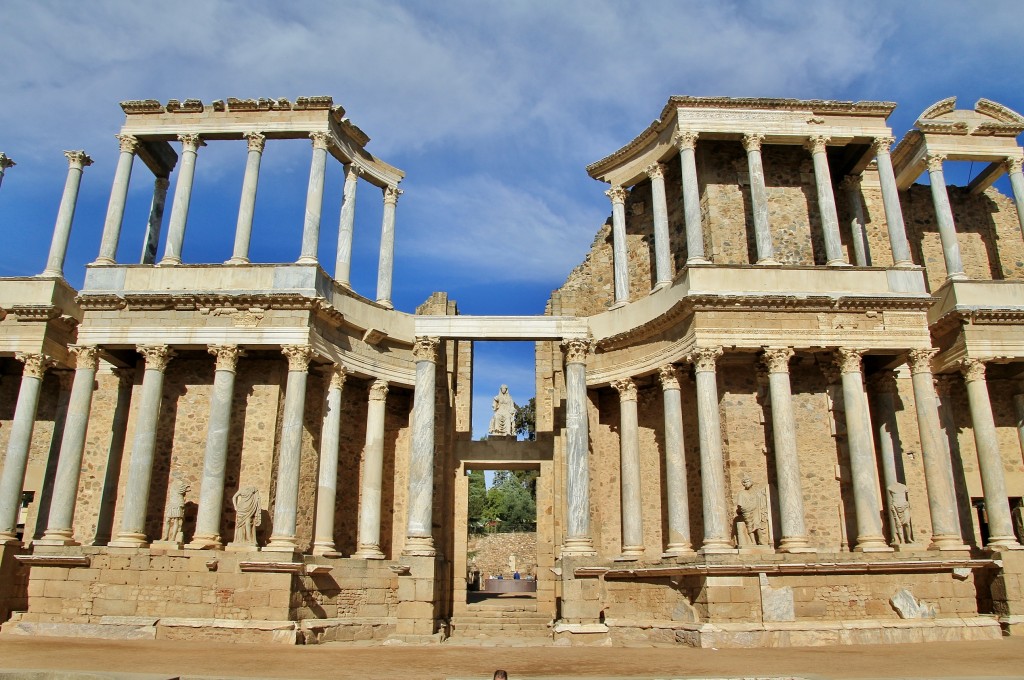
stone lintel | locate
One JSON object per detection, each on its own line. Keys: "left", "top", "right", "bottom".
{"left": 15, "top": 554, "right": 90, "bottom": 567}
{"left": 575, "top": 557, "right": 995, "bottom": 580}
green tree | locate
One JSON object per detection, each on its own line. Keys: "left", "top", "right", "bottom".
{"left": 515, "top": 397, "right": 536, "bottom": 441}
{"left": 467, "top": 470, "right": 488, "bottom": 533}
{"left": 486, "top": 470, "right": 536, "bottom": 531}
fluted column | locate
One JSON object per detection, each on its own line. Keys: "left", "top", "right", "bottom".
{"left": 140, "top": 177, "right": 170, "bottom": 265}
{"left": 690, "top": 346, "right": 731, "bottom": 552}
{"left": 959, "top": 359, "right": 1021, "bottom": 549}
{"left": 405, "top": 337, "right": 440, "bottom": 556}
{"left": 227, "top": 132, "right": 266, "bottom": 264}
{"left": 840, "top": 175, "right": 869, "bottom": 267}
{"left": 298, "top": 132, "right": 330, "bottom": 264}
{"left": 873, "top": 136, "right": 913, "bottom": 266}
{"left": 188, "top": 345, "right": 244, "bottom": 549}
{"left": 0, "top": 153, "right": 14, "bottom": 191}
{"left": 312, "top": 364, "right": 346, "bottom": 556}
{"left": 835, "top": 348, "right": 889, "bottom": 551}
{"left": 743, "top": 133, "right": 777, "bottom": 264}
{"left": 39, "top": 346, "right": 101, "bottom": 545}
{"left": 762, "top": 348, "right": 813, "bottom": 552}
{"left": 907, "top": 349, "right": 966, "bottom": 549}
{"left": 1004, "top": 156, "right": 1024, "bottom": 241}
{"left": 94, "top": 134, "right": 138, "bottom": 264}
{"left": 561, "top": 338, "right": 595, "bottom": 555}
{"left": 159, "top": 134, "right": 205, "bottom": 266}
{"left": 334, "top": 164, "right": 361, "bottom": 286}
{"left": 110, "top": 345, "right": 174, "bottom": 547}
{"left": 606, "top": 185, "right": 630, "bottom": 307}
{"left": 0, "top": 353, "right": 52, "bottom": 543}
{"left": 376, "top": 185, "right": 401, "bottom": 309}
{"left": 266, "top": 345, "right": 313, "bottom": 553}
{"left": 674, "top": 131, "right": 709, "bottom": 264}
{"left": 646, "top": 164, "right": 673, "bottom": 289}
{"left": 612, "top": 377, "right": 644, "bottom": 557}
{"left": 659, "top": 365, "right": 693, "bottom": 555}
{"left": 870, "top": 371, "right": 901, "bottom": 542}
{"left": 41, "top": 151, "right": 93, "bottom": 278}
{"left": 355, "top": 378, "right": 389, "bottom": 558}
{"left": 926, "top": 154, "right": 967, "bottom": 280}
{"left": 807, "top": 135, "right": 847, "bottom": 266}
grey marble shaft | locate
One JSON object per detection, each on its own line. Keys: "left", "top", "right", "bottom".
{"left": 405, "top": 360, "right": 437, "bottom": 552}
{"left": 875, "top": 147, "right": 913, "bottom": 265}
{"left": 335, "top": 167, "right": 359, "bottom": 286}
{"left": 42, "top": 154, "right": 89, "bottom": 278}
{"left": 191, "top": 366, "right": 238, "bottom": 548}
{"left": 746, "top": 146, "right": 775, "bottom": 263}
{"left": 650, "top": 172, "right": 672, "bottom": 287}
{"left": 618, "top": 392, "right": 643, "bottom": 555}
{"left": 376, "top": 196, "right": 397, "bottom": 308}
{"left": 810, "top": 147, "right": 846, "bottom": 266}
{"left": 873, "top": 389, "right": 900, "bottom": 540}
{"left": 230, "top": 148, "right": 264, "bottom": 264}
{"left": 679, "top": 146, "right": 707, "bottom": 263}
{"left": 356, "top": 383, "right": 387, "bottom": 558}
{"left": 661, "top": 384, "right": 692, "bottom": 553}
{"left": 840, "top": 371, "right": 887, "bottom": 550}
{"left": 768, "top": 370, "right": 811, "bottom": 550}
{"left": 140, "top": 178, "right": 169, "bottom": 265}
{"left": 160, "top": 143, "right": 200, "bottom": 265}
{"left": 313, "top": 380, "right": 343, "bottom": 555}
{"left": 844, "top": 181, "right": 868, "bottom": 267}
{"left": 927, "top": 164, "right": 966, "bottom": 279}
{"left": 695, "top": 368, "right": 730, "bottom": 549}
{"left": 910, "top": 369, "right": 963, "bottom": 547}
{"left": 1007, "top": 166, "right": 1024, "bottom": 242}
{"left": 95, "top": 147, "right": 136, "bottom": 264}
{"left": 0, "top": 372, "right": 45, "bottom": 541}
{"left": 266, "top": 368, "right": 309, "bottom": 551}
{"left": 610, "top": 199, "right": 630, "bottom": 305}
{"left": 298, "top": 146, "right": 327, "bottom": 264}
{"left": 563, "top": 361, "right": 594, "bottom": 553}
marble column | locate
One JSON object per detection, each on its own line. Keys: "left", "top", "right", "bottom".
{"left": 159, "top": 134, "right": 204, "bottom": 266}
{"left": 959, "top": 359, "right": 1020, "bottom": 549}
{"left": 907, "top": 349, "right": 966, "bottom": 549}
{"left": 92, "top": 368, "right": 135, "bottom": 546}
{"left": 355, "top": 378, "right": 389, "bottom": 558}
{"left": 659, "top": 365, "right": 693, "bottom": 555}
{"left": 334, "top": 164, "right": 361, "bottom": 287}
{"left": 298, "top": 132, "right": 330, "bottom": 265}
{"left": 0, "top": 153, "right": 14, "bottom": 191}
{"left": 835, "top": 349, "right": 889, "bottom": 551}
{"left": 743, "top": 133, "right": 777, "bottom": 264}
{"left": 807, "top": 135, "right": 847, "bottom": 266}
{"left": 110, "top": 345, "right": 174, "bottom": 547}
{"left": 612, "top": 377, "right": 644, "bottom": 557}
{"left": 140, "top": 177, "right": 170, "bottom": 265}
{"left": 674, "top": 131, "right": 709, "bottom": 264}
{"left": 376, "top": 185, "right": 401, "bottom": 309}
{"left": 690, "top": 346, "right": 731, "bottom": 551}
{"left": 561, "top": 338, "right": 595, "bottom": 555}
{"left": 188, "top": 345, "right": 244, "bottom": 549}
{"left": 1004, "top": 156, "right": 1024, "bottom": 241}
{"left": 873, "top": 136, "right": 913, "bottom": 266}
{"left": 38, "top": 347, "right": 100, "bottom": 545}
{"left": 227, "top": 132, "right": 266, "bottom": 264}
{"left": 840, "top": 176, "right": 869, "bottom": 267}
{"left": 94, "top": 134, "right": 138, "bottom": 264}
{"left": 266, "top": 345, "right": 313, "bottom": 553}
{"left": 762, "top": 348, "right": 814, "bottom": 552}
{"left": 646, "top": 164, "right": 673, "bottom": 289}
{"left": 606, "top": 185, "right": 631, "bottom": 307}
{"left": 0, "top": 353, "right": 52, "bottom": 543}
{"left": 870, "top": 371, "right": 901, "bottom": 542}
{"left": 405, "top": 337, "right": 440, "bottom": 556}
{"left": 312, "top": 364, "right": 346, "bottom": 557}
{"left": 925, "top": 154, "right": 967, "bottom": 280}
{"left": 41, "top": 151, "right": 93, "bottom": 278}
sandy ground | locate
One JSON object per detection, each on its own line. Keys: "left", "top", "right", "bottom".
{"left": 0, "top": 635, "right": 1023, "bottom": 680}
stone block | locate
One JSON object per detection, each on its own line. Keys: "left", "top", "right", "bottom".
{"left": 397, "top": 600, "right": 433, "bottom": 620}
{"left": 92, "top": 598, "right": 137, "bottom": 617}
{"left": 68, "top": 568, "right": 100, "bottom": 582}
{"left": 414, "top": 578, "right": 434, "bottom": 602}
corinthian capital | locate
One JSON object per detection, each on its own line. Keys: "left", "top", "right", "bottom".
{"left": 0, "top": 152, "right": 14, "bottom": 169}
{"left": 15, "top": 352, "right": 53, "bottom": 379}
{"left": 834, "top": 347, "right": 864, "bottom": 375}
{"left": 177, "top": 133, "right": 205, "bottom": 152}
{"left": 117, "top": 134, "right": 139, "bottom": 154}
{"left": 871, "top": 136, "right": 896, "bottom": 155}
{"left": 383, "top": 185, "right": 403, "bottom": 205}
{"left": 69, "top": 345, "right": 101, "bottom": 372}
{"left": 839, "top": 175, "right": 862, "bottom": 191}
{"left": 137, "top": 345, "right": 175, "bottom": 372}
{"left": 561, "top": 338, "right": 592, "bottom": 365}
{"left": 281, "top": 345, "right": 313, "bottom": 372}
{"left": 925, "top": 154, "right": 947, "bottom": 173}
{"left": 605, "top": 185, "right": 626, "bottom": 204}
{"left": 64, "top": 150, "right": 94, "bottom": 169}
{"left": 761, "top": 347, "right": 794, "bottom": 374}
{"left": 742, "top": 133, "right": 765, "bottom": 152}
{"left": 673, "top": 131, "right": 699, "bottom": 151}
{"left": 907, "top": 348, "right": 937, "bottom": 375}
{"left": 688, "top": 346, "right": 723, "bottom": 373}
{"left": 1005, "top": 156, "right": 1023, "bottom": 175}
{"left": 412, "top": 336, "right": 440, "bottom": 363}
{"left": 309, "top": 131, "right": 331, "bottom": 150}
{"left": 243, "top": 131, "right": 266, "bottom": 153}
{"left": 327, "top": 363, "right": 347, "bottom": 390}
{"left": 611, "top": 377, "right": 637, "bottom": 401}
{"left": 208, "top": 344, "right": 244, "bottom": 372}
{"left": 657, "top": 364, "right": 681, "bottom": 390}
{"left": 644, "top": 163, "right": 665, "bottom": 180}
{"left": 368, "top": 378, "right": 389, "bottom": 402}
{"left": 958, "top": 357, "right": 986, "bottom": 383}
{"left": 805, "top": 135, "right": 830, "bottom": 155}
{"left": 345, "top": 164, "right": 363, "bottom": 182}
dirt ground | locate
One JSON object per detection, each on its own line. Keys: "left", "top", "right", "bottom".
{"left": 0, "top": 635, "right": 1023, "bottom": 680}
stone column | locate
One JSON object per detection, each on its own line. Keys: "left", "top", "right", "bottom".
{"left": 38, "top": 346, "right": 100, "bottom": 545}
{"left": 646, "top": 164, "right": 673, "bottom": 289}
{"left": 561, "top": 338, "right": 595, "bottom": 555}
{"left": 298, "top": 132, "right": 330, "bottom": 265}
{"left": 873, "top": 136, "right": 913, "bottom": 266}
{"left": 691, "top": 346, "right": 731, "bottom": 551}
{"left": 110, "top": 345, "right": 174, "bottom": 547}
{"left": 907, "top": 349, "right": 966, "bottom": 549}
{"left": 959, "top": 359, "right": 1020, "bottom": 549}
{"left": 0, "top": 153, "right": 14, "bottom": 191}
{"left": 227, "top": 131, "right": 266, "bottom": 265}
{"left": 743, "top": 133, "right": 777, "bottom": 264}
{"left": 355, "top": 378, "right": 389, "bottom": 558}
{"left": 1015, "top": 389, "right": 1024, "bottom": 460}
{"left": 870, "top": 371, "right": 901, "bottom": 542}
{"left": 92, "top": 368, "right": 135, "bottom": 546}
{"left": 659, "top": 365, "right": 693, "bottom": 555}
{"left": 806, "top": 135, "right": 847, "bottom": 266}
{"left": 266, "top": 345, "right": 313, "bottom": 553}
{"left": 140, "top": 177, "right": 170, "bottom": 265}
{"left": 405, "top": 337, "right": 440, "bottom": 556}
{"left": 925, "top": 154, "right": 967, "bottom": 280}
{"left": 159, "top": 134, "right": 204, "bottom": 266}
{"left": 674, "top": 131, "right": 709, "bottom": 264}
{"left": 835, "top": 349, "right": 889, "bottom": 551}
{"left": 1004, "top": 156, "right": 1024, "bottom": 241}
{"left": 41, "top": 151, "right": 93, "bottom": 278}
{"left": 188, "top": 345, "right": 244, "bottom": 549}
{"left": 840, "top": 175, "right": 869, "bottom": 267}
{"left": 762, "top": 348, "right": 814, "bottom": 552}
{"left": 0, "top": 353, "right": 52, "bottom": 543}
{"left": 376, "top": 185, "right": 402, "bottom": 309}
{"left": 312, "top": 364, "right": 346, "bottom": 556}
{"left": 94, "top": 134, "right": 138, "bottom": 264}
{"left": 334, "top": 164, "right": 361, "bottom": 287}
{"left": 612, "top": 377, "right": 644, "bottom": 557}
{"left": 606, "top": 185, "right": 631, "bottom": 307}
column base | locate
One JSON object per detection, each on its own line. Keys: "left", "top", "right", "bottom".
{"left": 826, "top": 259, "right": 851, "bottom": 267}
{"left": 108, "top": 533, "right": 148, "bottom": 548}
{"left": 662, "top": 544, "right": 695, "bottom": 558}
{"left": 616, "top": 545, "right": 645, "bottom": 560}
{"left": 778, "top": 537, "right": 816, "bottom": 553}
{"left": 700, "top": 538, "right": 737, "bottom": 555}
{"left": 651, "top": 281, "right": 671, "bottom": 294}
{"left": 686, "top": 257, "right": 711, "bottom": 266}
{"left": 946, "top": 272, "right": 969, "bottom": 282}
{"left": 402, "top": 536, "right": 436, "bottom": 557}
{"left": 561, "top": 537, "right": 596, "bottom": 556}
{"left": 985, "top": 536, "right": 1023, "bottom": 551}
{"left": 90, "top": 257, "right": 117, "bottom": 266}
{"left": 854, "top": 536, "right": 894, "bottom": 553}
{"left": 893, "top": 260, "right": 917, "bottom": 269}
{"left": 263, "top": 535, "right": 300, "bottom": 553}
{"left": 295, "top": 256, "right": 318, "bottom": 265}
{"left": 756, "top": 259, "right": 781, "bottom": 266}
{"left": 928, "top": 539, "right": 971, "bottom": 551}
{"left": 375, "top": 299, "right": 394, "bottom": 310}
{"left": 353, "top": 543, "right": 386, "bottom": 559}
{"left": 609, "top": 300, "right": 628, "bottom": 310}
{"left": 224, "top": 257, "right": 250, "bottom": 265}
{"left": 39, "top": 269, "right": 63, "bottom": 279}
{"left": 34, "top": 531, "right": 79, "bottom": 547}
{"left": 185, "top": 534, "right": 222, "bottom": 550}
{"left": 311, "top": 541, "right": 341, "bottom": 557}
{"left": 157, "top": 257, "right": 182, "bottom": 267}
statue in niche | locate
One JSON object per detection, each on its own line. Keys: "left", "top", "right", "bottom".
{"left": 888, "top": 482, "right": 915, "bottom": 544}
{"left": 488, "top": 384, "right": 516, "bottom": 437}
{"left": 162, "top": 479, "right": 190, "bottom": 543}
{"left": 233, "top": 486, "right": 262, "bottom": 546}
{"left": 736, "top": 476, "right": 770, "bottom": 546}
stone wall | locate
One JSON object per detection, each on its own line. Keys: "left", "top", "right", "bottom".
{"left": 467, "top": 531, "right": 537, "bottom": 579}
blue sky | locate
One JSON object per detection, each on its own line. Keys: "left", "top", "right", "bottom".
{"left": 1, "top": 1, "right": 1022, "bottom": 437}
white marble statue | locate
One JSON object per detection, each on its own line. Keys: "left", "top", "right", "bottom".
{"left": 162, "top": 479, "right": 190, "bottom": 543}
{"left": 233, "top": 486, "right": 262, "bottom": 546}
{"left": 888, "top": 482, "right": 914, "bottom": 544}
{"left": 736, "top": 476, "right": 770, "bottom": 546}
{"left": 488, "top": 384, "right": 516, "bottom": 436}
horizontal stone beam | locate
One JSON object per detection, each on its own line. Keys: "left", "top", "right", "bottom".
{"left": 413, "top": 315, "right": 587, "bottom": 340}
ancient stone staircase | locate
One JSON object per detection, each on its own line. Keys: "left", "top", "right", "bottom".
{"left": 448, "top": 598, "right": 552, "bottom": 643}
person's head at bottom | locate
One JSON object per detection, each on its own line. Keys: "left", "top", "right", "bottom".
{"left": 493, "top": 671, "right": 508, "bottom": 680}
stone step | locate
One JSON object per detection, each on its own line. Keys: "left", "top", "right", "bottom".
{"left": 456, "top": 610, "right": 549, "bottom": 620}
